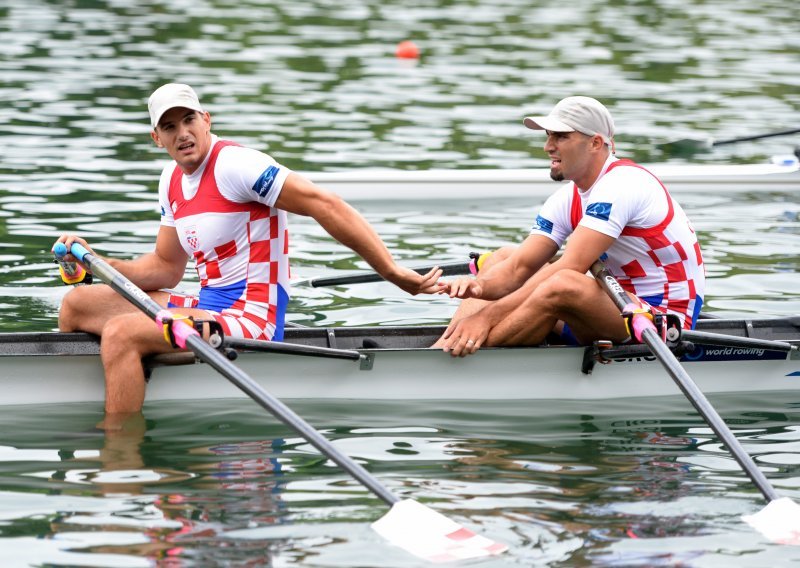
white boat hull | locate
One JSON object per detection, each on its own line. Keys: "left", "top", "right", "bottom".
{"left": 307, "top": 162, "right": 800, "bottom": 201}
{"left": 1, "top": 324, "right": 798, "bottom": 406}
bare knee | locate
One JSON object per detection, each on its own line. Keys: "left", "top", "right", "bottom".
{"left": 531, "top": 269, "right": 589, "bottom": 311}
{"left": 59, "top": 285, "right": 98, "bottom": 332}
{"left": 100, "top": 315, "right": 136, "bottom": 360}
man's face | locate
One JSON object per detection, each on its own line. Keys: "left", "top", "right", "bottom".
{"left": 150, "top": 107, "right": 212, "bottom": 174}
{"left": 543, "top": 130, "right": 596, "bottom": 183}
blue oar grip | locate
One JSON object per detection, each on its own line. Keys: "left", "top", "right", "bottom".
{"left": 55, "top": 241, "right": 90, "bottom": 263}
{"left": 53, "top": 242, "right": 68, "bottom": 259}
{"left": 53, "top": 242, "right": 92, "bottom": 285}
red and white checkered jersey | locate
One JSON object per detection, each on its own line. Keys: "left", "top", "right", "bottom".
{"left": 530, "top": 156, "right": 705, "bottom": 328}
{"left": 158, "top": 137, "right": 291, "bottom": 340}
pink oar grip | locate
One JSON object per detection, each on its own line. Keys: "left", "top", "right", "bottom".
{"left": 171, "top": 320, "right": 198, "bottom": 349}
{"left": 155, "top": 310, "right": 200, "bottom": 349}
{"left": 622, "top": 302, "right": 656, "bottom": 343}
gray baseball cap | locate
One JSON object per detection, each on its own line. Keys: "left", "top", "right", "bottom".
{"left": 524, "top": 96, "right": 615, "bottom": 147}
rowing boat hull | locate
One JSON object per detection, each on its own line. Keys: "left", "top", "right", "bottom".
{"left": 1, "top": 318, "right": 798, "bottom": 406}
{"left": 307, "top": 162, "right": 800, "bottom": 201}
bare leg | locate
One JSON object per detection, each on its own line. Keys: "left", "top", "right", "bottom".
{"left": 486, "top": 269, "right": 631, "bottom": 347}
{"left": 59, "top": 283, "right": 144, "bottom": 334}
{"left": 99, "top": 304, "right": 218, "bottom": 416}
{"left": 59, "top": 284, "right": 214, "bottom": 418}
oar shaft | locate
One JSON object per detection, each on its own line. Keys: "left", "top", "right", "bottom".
{"left": 672, "top": 329, "right": 797, "bottom": 353}
{"left": 63, "top": 242, "right": 399, "bottom": 507}
{"left": 225, "top": 337, "right": 362, "bottom": 360}
{"left": 713, "top": 127, "right": 800, "bottom": 146}
{"left": 184, "top": 334, "right": 398, "bottom": 505}
{"left": 305, "top": 260, "right": 471, "bottom": 288}
{"left": 639, "top": 326, "right": 778, "bottom": 501}
{"left": 591, "top": 261, "right": 779, "bottom": 502}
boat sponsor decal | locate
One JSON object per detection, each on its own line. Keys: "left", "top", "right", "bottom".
{"left": 788, "top": 371, "right": 800, "bottom": 377}
{"left": 123, "top": 281, "right": 153, "bottom": 304}
{"left": 608, "top": 344, "right": 786, "bottom": 364}
{"left": 534, "top": 214, "right": 553, "bottom": 234}
{"left": 252, "top": 165, "right": 280, "bottom": 198}
{"left": 604, "top": 274, "right": 626, "bottom": 296}
{"left": 682, "top": 345, "right": 786, "bottom": 362}
{"left": 586, "top": 202, "right": 612, "bottom": 222}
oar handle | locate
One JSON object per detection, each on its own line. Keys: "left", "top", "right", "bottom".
{"left": 53, "top": 243, "right": 92, "bottom": 285}
{"left": 55, "top": 241, "right": 89, "bottom": 263}
{"left": 303, "top": 260, "right": 473, "bottom": 288}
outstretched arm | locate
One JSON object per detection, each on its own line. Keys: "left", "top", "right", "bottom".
{"left": 275, "top": 172, "right": 441, "bottom": 294}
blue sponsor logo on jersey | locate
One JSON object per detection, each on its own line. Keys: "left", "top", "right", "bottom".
{"left": 252, "top": 165, "right": 280, "bottom": 198}
{"left": 586, "top": 202, "right": 612, "bottom": 221}
{"left": 534, "top": 214, "right": 554, "bottom": 234}
{"left": 160, "top": 205, "right": 165, "bottom": 216}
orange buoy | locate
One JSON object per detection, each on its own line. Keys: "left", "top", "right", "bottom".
{"left": 395, "top": 40, "right": 420, "bottom": 59}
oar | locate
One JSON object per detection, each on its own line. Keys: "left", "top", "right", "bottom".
{"left": 54, "top": 241, "right": 506, "bottom": 562}
{"left": 297, "top": 260, "right": 472, "bottom": 288}
{"left": 660, "top": 127, "right": 800, "bottom": 153}
{"left": 224, "top": 337, "right": 363, "bottom": 361}
{"left": 590, "top": 260, "right": 800, "bottom": 544}
{"left": 668, "top": 328, "right": 798, "bottom": 354}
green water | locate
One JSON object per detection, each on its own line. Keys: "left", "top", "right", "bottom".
{"left": 1, "top": 0, "right": 799, "bottom": 565}
{"left": 2, "top": 397, "right": 800, "bottom": 566}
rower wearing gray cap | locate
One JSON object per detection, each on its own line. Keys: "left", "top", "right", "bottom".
{"left": 435, "top": 96, "right": 705, "bottom": 357}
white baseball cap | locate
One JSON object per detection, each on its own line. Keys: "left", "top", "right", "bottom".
{"left": 148, "top": 83, "right": 205, "bottom": 128}
{"left": 523, "top": 96, "right": 615, "bottom": 147}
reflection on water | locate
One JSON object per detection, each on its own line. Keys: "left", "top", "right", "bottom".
{"left": 1, "top": 397, "right": 799, "bottom": 565}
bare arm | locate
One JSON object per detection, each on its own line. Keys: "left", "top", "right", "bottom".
{"left": 465, "top": 235, "right": 561, "bottom": 301}
{"left": 275, "top": 172, "right": 440, "bottom": 294}
{"left": 58, "top": 226, "right": 189, "bottom": 292}
{"left": 439, "top": 226, "right": 615, "bottom": 355}
{"left": 480, "top": 226, "right": 615, "bottom": 325}
{"left": 440, "top": 234, "right": 559, "bottom": 300}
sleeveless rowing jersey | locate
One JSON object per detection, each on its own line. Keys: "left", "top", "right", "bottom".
{"left": 530, "top": 156, "right": 705, "bottom": 328}
{"left": 158, "top": 136, "right": 291, "bottom": 340}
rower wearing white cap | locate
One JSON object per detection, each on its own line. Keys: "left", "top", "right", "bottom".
{"left": 436, "top": 96, "right": 705, "bottom": 357}
{"left": 55, "top": 83, "right": 442, "bottom": 420}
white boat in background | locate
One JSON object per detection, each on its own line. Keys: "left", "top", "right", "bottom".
{"left": 307, "top": 161, "right": 800, "bottom": 201}
{"left": 1, "top": 317, "right": 797, "bottom": 406}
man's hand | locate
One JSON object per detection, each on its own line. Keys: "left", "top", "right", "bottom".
{"left": 53, "top": 234, "right": 96, "bottom": 266}
{"left": 439, "top": 312, "right": 490, "bottom": 357}
{"left": 437, "top": 276, "right": 484, "bottom": 299}
{"left": 390, "top": 265, "right": 443, "bottom": 295}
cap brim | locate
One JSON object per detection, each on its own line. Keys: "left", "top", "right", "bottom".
{"left": 523, "top": 116, "right": 575, "bottom": 132}
{"left": 151, "top": 104, "right": 204, "bottom": 128}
